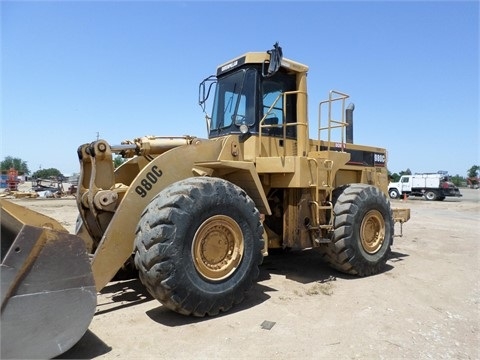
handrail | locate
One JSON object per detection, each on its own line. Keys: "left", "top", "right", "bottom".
{"left": 318, "top": 90, "right": 349, "bottom": 152}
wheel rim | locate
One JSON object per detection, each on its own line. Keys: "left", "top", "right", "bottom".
{"left": 192, "top": 215, "right": 244, "bottom": 281}
{"left": 360, "top": 210, "right": 385, "bottom": 254}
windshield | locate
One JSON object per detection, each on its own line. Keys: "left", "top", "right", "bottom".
{"left": 211, "top": 69, "right": 257, "bottom": 131}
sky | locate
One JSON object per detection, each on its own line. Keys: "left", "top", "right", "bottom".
{"left": 1, "top": 0, "right": 479, "bottom": 177}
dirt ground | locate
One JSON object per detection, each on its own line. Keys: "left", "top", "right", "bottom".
{"left": 5, "top": 187, "right": 480, "bottom": 359}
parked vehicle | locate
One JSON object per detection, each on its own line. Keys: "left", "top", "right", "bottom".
{"left": 388, "top": 172, "right": 462, "bottom": 200}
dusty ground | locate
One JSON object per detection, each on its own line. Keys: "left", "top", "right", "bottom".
{"left": 5, "top": 186, "right": 480, "bottom": 359}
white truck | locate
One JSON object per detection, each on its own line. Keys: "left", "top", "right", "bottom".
{"left": 388, "top": 173, "right": 462, "bottom": 201}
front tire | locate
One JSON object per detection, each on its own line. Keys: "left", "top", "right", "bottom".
{"left": 134, "top": 177, "right": 264, "bottom": 317}
{"left": 320, "top": 184, "right": 394, "bottom": 276}
{"left": 388, "top": 188, "right": 400, "bottom": 199}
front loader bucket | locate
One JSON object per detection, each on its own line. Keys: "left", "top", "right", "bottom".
{"left": 1, "top": 199, "right": 97, "bottom": 359}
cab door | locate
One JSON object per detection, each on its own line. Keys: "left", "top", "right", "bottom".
{"left": 260, "top": 73, "right": 297, "bottom": 139}
{"left": 401, "top": 176, "right": 412, "bottom": 192}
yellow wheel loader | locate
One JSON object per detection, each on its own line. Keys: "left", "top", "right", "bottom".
{"left": 1, "top": 43, "right": 410, "bottom": 358}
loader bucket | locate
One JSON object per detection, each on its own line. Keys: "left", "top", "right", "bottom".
{"left": 1, "top": 199, "right": 97, "bottom": 359}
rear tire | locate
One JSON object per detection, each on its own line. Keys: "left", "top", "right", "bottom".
{"left": 134, "top": 177, "right": 264, "bottom": 317}
{"left": 424, "top": 190, "right": 437, "bottom": 201}
{"left": 319, "top": 184, "right": 393, "bottom": 276}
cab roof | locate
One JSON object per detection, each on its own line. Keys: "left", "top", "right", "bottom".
{"left": 216, "top": 52, "right": 309, "bottom": 77}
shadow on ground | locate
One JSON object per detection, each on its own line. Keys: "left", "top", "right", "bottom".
{"left": 59, "top": 247, "right": 406, "bottom": 358}
{"left": 56, "top": 330, "right": 111, "bottom": 359}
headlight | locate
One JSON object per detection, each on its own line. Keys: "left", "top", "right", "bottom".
{"left": 239, "top": 124, "right": 249, "bottom": 134}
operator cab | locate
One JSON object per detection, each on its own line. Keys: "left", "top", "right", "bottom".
{"left": 199, "top": 43, "right": 307, "bottom": 141}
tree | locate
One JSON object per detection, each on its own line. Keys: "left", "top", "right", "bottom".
{"left": 467, "top": 165, "right": 480, "bottom": 188}
{"left": 32, "top": 168, "right": 63, "bottom": 180}
{"left": 388, "top": 170, "right": 400, "bottom": 182}
{"left": 467, "top": 165, "right": 479, "bottom": 178}
{"left": 113, "top": 155, "right": 126, "bottom": 169}
{"left": 1, "top": 156, "right": 30, "bottom": 175}
{"left": 399, "top": 168, "right": 412, "bottom": 176}
{"left": 449, "top": 174, "right": 464, "bottom": 187}
{"left": 387, "top": 169, "right": 412, "bottom": 182}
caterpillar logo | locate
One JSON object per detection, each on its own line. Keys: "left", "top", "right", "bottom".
{"left": 221, "top": 60, "right": 238, "bottom": 72}
{"left": 216, "top": 56, "right": 245, "bottom": 76}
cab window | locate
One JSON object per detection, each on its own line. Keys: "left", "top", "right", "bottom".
{"left": 261, "top": 72, "right": 297, "bottom": 138}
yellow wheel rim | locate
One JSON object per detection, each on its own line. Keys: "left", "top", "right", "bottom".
{"left": 192, "top": 215, "right": 244, "bottom": 281}
{"left": 360, "top": 210, "right": 385, "bottom": 254}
